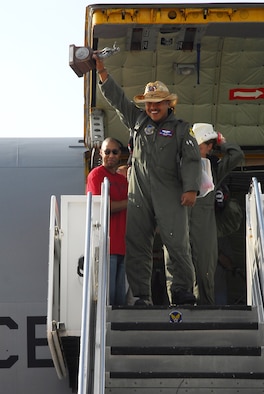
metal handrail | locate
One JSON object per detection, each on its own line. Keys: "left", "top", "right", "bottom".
{"left": 47, "top": 195, "right": 60, "bottom": 335}
{"left": 78, "top": 192, "right": 93, "bottom": 394}
{"left": 246, "top": 177, "right": 264, "bottom": 322}
{"left": 252, "top": 177, "right": 264, "bottom": 266}
{"left": 94, "top": 177, "right": 110, "bottom": 394}
{"left": 47, "top": 195, "right": 67, "bottom": 379}
{"left": 77, "top": 177, "right": 110, "bottom": 394}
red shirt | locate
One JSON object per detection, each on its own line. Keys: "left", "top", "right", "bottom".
{"left": 86, "top": 166, "right": 128, "bottom": 255}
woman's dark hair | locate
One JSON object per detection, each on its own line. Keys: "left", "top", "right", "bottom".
{"left": 204, "top": 138, "right": 217, "bottom": 150}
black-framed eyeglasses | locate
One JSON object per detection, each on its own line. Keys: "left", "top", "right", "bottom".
{"left": 104, "top": 149, "right": 119, "bottom": 155}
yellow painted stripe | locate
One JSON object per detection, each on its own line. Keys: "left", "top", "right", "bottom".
{"left": 89, "top": 7, "right": 264, "bottom": 25}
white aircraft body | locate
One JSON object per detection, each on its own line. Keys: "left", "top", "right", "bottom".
{"left": 0, "top": 138, "right": 86, "bottom": 393}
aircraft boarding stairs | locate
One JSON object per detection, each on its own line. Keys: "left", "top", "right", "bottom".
{"left": 47, "top": 177, "right": 264, "bottom": 393}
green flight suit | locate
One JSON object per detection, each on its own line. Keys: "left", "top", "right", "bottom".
{"left": 100, "top": 75, "right": 201, "bottom": 301}
{"left": 189, "top": 143, "right": 244, "bottom": 304}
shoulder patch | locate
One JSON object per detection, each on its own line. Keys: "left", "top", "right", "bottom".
{"left": 189, "top": 127, "right": 195, "bottom": 137}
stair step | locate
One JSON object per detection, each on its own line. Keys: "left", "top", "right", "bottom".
{"left": 107, "top": 305, "right": 258, "bottom": 323}
{"left": 107, "top": 327, "right": 261, "bottom": 347}
{"left": 110, "top": 346, "right": 261, "bottom": 356}
{"left": 105, "top": 352, "right": 264, "bottom": 373}
{"left": 107, "top": 372, "right": 264, "bottom": 380}
{"left": 105, "top": 376, "right": 264, "bottom": 393}
{"left": 110, "top": 321, "right": 258, "bottom": 331}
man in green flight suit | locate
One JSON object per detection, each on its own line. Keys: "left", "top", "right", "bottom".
{"left": 94, "top": 55, "right": 202, "bottom": 306}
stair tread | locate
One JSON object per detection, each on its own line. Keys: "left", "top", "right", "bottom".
{"left": 105, "top": 353, "right": 264, "bottom": 373}
{"left": 111, "top": 305, "right": 253, "bottom": 311}
{"left": 105, "top": 376, "right": 264, "bottom": 393}
{"left": 108, "top": 371, "right": 264, "bottom": 380}
{"left": 107, "top": 329, "right": 261, "bottom": 347}
{"left": 110, "top": 345, "right": 261, "bottom": 356}
{"left": 111, "top": 321, "right": 258, "bottom": 330}
{"left": 107, "top": 305, "right": 258, "bottom": 323}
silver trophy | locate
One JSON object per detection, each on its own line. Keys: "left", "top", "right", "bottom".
{"left": 97, "top": 42, "right": 120, "bottom": 59}
{"left": 70, "top": 42, "right": 120, "bottom": 77}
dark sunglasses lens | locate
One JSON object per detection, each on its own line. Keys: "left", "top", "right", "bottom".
{"left": 104, "top": 149, "right": 119, "bottom": 155}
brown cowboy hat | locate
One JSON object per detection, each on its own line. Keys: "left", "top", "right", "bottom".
{"left": 134, "top": 81, "right": 178, "bottom": 107}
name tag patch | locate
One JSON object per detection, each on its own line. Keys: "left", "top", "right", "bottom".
{"left": 159, "top": 129, "right": 173, "bottom": 137}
